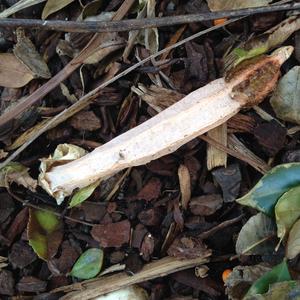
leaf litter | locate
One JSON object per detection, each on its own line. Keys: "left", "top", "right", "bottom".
{"left": 1, "top": 1, "right": 300, "bottom": 299}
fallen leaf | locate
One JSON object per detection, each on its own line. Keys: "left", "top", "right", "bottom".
{"left": 236, "top": 163, "right": 300, "bottom": 216}
{"left": 0, "top": 0, "right": 46, "bottom": 18}
{"left": 286, "top": 218, "right": 300, "bottom": 259}
{"left": 244, "top": 281, "right": 300, "bottom": 300}
{"left": 91, "top": 220, "right": 131, "bottom": 248}
{"left": 70, "top": 248, "right": 104, "bottom": 279}
{"left": 178, "top": 164, "right": 191, "bottom": 210}
{"left": 189, "top": 194, "right": 223, "bottom": 216}
{"left": 235, "top": 213, "right": 276, "bottom": 255}
{"left": 39, "top": 144, "right": 87, "bottom": 204}
{"left": 69, "top": 111, "right": 102, "bottom": 131}
{"left": 0, "top": 162, "right": 37, "bottom": 191}
{"left": 14, "top": 29, "right": 51, "bottom": 79}
{"left": 270, "top": 66, "right": 300, "bottom": 125}
{"left": 69, "top": 179, "right": 101, "bottom": 208}
{"left": 0, "top": 53, "right": 34, "bottom": 88}
{"left": 225, "top": 264, "right": 272, "bottom": 300}
{"left": 28, "top": 209, "right": 63, "bottom": 261}
{"left": 42, "top": 0, "right": 75, "bottom": 19}
{"left": 0, "top": 150, "right": 8, "bottom": 159}
{"left": 207, "top": 0, "right": 272, "bottom": 12}
{"left": 275, "top": 186, "right": 300, "bottom": 244}
{"left": 225, "top": 16, "right": 300, "bottom": 70}
{"left": 245, "top": 260, "right": 291, "bottom": 297}
{"left": 78, "top": 0, "right": 105, "bottom": 21}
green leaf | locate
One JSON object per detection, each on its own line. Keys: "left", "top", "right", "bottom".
{"left": 236, "top": 213, "right": 276, "bottom": 256}
{"left": 275, "top": 186, "right": 300, "bottom": 244}
{"left": 69, "top": 179, "right": 101, "bottom": 208}
{"left": 236, "top": 163, "right": 300, "bottom": 216}
{"left": 245, "top": 260, "right": 291, "bottom": 298}
{"left": 70, "top": 248, "right": 104, "bottom": 279}
{"left": 286, "top": 219, "right": 300, "bottom": 260}
{"left": 270, "top": 66, "right": 300, "bottom": 125}
{"left": 28, "top": 209, "right": 63, "bottom": 261}
{"left": 224, "top": 16, "right": 300, "bottom": 71}
{"left": 244, "top": 281, "right": 300, "bottom": 300}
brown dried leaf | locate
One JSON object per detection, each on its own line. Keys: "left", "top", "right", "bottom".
{"left": 189, "top": 194, "right": 223, "bottom": 216}
{"left": 42, "top": 0, "right": 75, "bottom": 20}
{"left": 207, "top": 0, "right": 271, "bottom": 11}
{"left": 178, "top": 164, "right": 191, "bottom": 210}
{"left": 91, "top": 220, "right": 131, "bottom": 248}
{"left": 0, "top": 53, "right": 34, "bottom": 88}
{"left": 14, "top": 29, "right": 51, "bottom": 79}
{"left": 69, "top": 111, "right": 101, "bottom": 131}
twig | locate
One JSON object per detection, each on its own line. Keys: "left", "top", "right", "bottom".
{"left": 7, "top": 189, "right": 95, "bottom": 227}
{"left": 1, "top": 4, "right": 299, "bottom": 32}
{"left": 0, "top": 19, "right": 240, "bottom": 169}
{"left": 198, "top": 214, "right": 244, "bottom": 240}
{"left": 199, "top": 134, "right": 270, "bottom": 174}
{"left": 53, "top": 255, "right": 211, "bottom": 299}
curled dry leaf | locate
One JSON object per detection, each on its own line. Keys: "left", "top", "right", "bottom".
{"left": 178, "top": 164, "right": 191, "bottom": 210}
{"left": 28, "top": 209, "right": 63, "bottom": 261}
{"left": 270, "top": 66, "right": 300, "bottom": 125}
{"left": 14, "top": 29, "right": 51, "bottom": 79}
{"left": 0, "top": 53, "right": 34, "bottom": 88}
{"left": 225, "top": 264, "right": 272, "bottom": 300}
{"left": 39, "top": 144, "right": 87, "bottom": 204}
{"left": 0, "top": 162, "right": 37, "bottom": 192}
{"left": 42, "top": 0, "right": 75, "bottom": 20}
{"left": 235, "top": 213, "right": 276, "bottom": 256}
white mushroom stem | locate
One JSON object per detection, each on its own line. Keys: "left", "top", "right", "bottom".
{"left": 40, "top": 46, "right": 293, "bottom": 202}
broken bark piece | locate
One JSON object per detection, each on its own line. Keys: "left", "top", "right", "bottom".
{"left": 189, "top": 194, "right": 223, "bottom": 216}
{"left": 91, "top": 220, "right": 131, "bottom": 248}
{"left": 40, "top": 47, "right": 293, "bottom": 203}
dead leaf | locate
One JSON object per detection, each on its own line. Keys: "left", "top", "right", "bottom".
{"left": 178, "top": 164, "right": 191, "bottom": 210}
{"left": 0, "top": 162, "right": 37, "bottom": 191}
{"left": 38, "top": 144, "right": 87, "bottom": 204}
{"left": 14, "top": 29, "right": 51, "bottom": 79}
{"left": 42, "top": 0, "right": 75, "bottom": 19}
{"left": 0, "top": 53, "right": 34, "bottom": 88}
{"left": 0, "top": 150, "right": 8, "bottom": 159}
{"left": 69, "top": 111, "right": 101, "bottom": 131}
{"left": 207, "top": 0, "right": 272, "bottom": 11}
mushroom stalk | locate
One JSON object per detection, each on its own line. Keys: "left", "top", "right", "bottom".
{"left": 40, "top": 47, "right": 293, "bottom": 202}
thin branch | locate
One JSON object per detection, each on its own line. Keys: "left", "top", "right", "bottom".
{"left": 0, "top": 4, "right": 299, "bottom": 32}
{"left": 8, "top": 189, "right": 95, "bottom": 227}
{"left": 0, "top": 19, "right": 240, "bottom": 169}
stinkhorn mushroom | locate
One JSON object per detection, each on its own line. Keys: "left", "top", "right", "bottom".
{"left": 39, "top": 46, "right": 293, "bottom": 203}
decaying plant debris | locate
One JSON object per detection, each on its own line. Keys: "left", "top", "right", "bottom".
{"left": 1, "top": 1, "right": 300, "bottom": 300}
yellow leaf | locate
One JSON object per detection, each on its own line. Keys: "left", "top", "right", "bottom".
{"left": 42, "top": 0, "right": 75, "bottom": 20}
